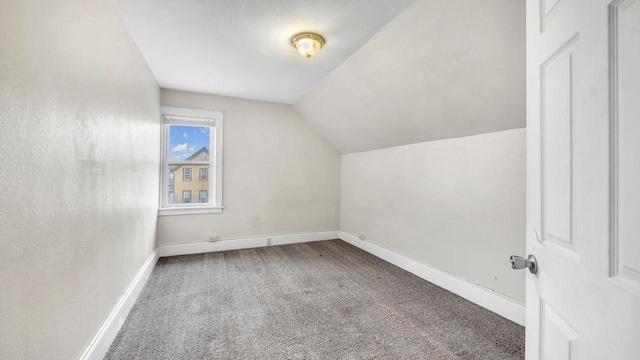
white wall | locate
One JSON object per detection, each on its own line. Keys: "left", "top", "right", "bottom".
{"left": 158, "top": 89, "right": 340, "bottom": 244}
{"left": 341, "top": 129, "right": 526, "bottom": 302}
{"left": 295, "top": 0, "right": 525, "bottom": 153}
{"left": 293, "top": 0, "right": 528, "bottom": 304}
{"left": 0, "top": 0, "right": 160, "bottom": 359}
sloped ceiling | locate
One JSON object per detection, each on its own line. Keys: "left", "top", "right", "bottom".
{"left": 114, "top": 0, "right": 415, "bottom": 104}
{"left": 294, "top": 0, "right": 526, "bottom": 154}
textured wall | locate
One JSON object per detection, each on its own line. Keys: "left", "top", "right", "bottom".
{"left": 0, "top": 0, "right": 160, "bottom": 359}
{"left": 295, "top": 0, "right": 526, "bottom": 153}
{"left": 157, "top": 89, "right": 340, "bottom": 244}
{"left": 340, "top": 129, "right": 526, "bottom": 302}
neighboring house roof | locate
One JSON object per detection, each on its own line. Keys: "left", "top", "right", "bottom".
{"left": 171, "top": 147, "right": 210, "bottom": 173}
{"left": 186, "top": 147, "right": 209, "bottom": 161}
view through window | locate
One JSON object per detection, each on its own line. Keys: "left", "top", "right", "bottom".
{"left": 160, "top": 107, "right": 223, "bottom": 216}
{"left": 166, "top": 124, "right": 211, "bottom": 206}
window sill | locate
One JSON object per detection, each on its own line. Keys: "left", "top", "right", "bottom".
{"left": 158, "top": 206, "right": 224, "bottom": 217}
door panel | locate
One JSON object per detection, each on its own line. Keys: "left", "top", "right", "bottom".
{"left": 541, "top": 34, "right": 577, "bottom": 254}
{"left": 540, "top": 300, "right": 579, "bottom": 360}
{"left": 527, "top": 0, "right": 640, "bottom": 359}
{"left": 613, "top": 0, "right": 640, "bottom": 293}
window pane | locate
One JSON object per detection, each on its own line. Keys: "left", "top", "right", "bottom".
{"left": 182, "top": 190, "right": 191, "bottom": 204}
{"left": 166, "top": 165, "right": 210, "bottom": 205}
{"left": 167, "top": 166, "right": 176, "bottom": 205}
{"left": 167, "top": 125, "right": 211, "bottom": 161}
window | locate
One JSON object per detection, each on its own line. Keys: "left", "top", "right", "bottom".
{"left": 168, "top": 175, "right": 174, "bottom": 191}
{"left": 159, "top": 107, "right": 224, "bottom": 216}
{"left": 183, "top": 168, "right": 192, "bottom": 181}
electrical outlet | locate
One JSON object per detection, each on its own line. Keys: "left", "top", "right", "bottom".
{"left": 267, "top": 238, "right": 272, "bottom": 246}
{"left": 358, "top": 233, "right": 366, "bottom": 241}
{"left": 208, "top": 234, "right": 219, "bottom": 242}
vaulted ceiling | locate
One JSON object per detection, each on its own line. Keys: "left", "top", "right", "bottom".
{"left": 115, "top": 0, "right": 525, "bottom": 153}
{"left": 295, "top": 0, "right": 526, "bottom": 153}
{"left": 114, "top": 0, "right": 415, "bottom": 104}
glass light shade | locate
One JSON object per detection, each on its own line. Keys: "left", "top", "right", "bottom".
{"left": 292, "top": 33, "right": 325, "bottom": 59}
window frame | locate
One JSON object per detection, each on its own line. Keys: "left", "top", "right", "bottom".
{"left": 199, "top": 168, "right": 207, "bottom": 182}
{"left": 158, "top": 107, "right": 224, "bottom": 216}
{"left": 182, "top": 190, "right": 191, "bottom": 204}
{"left": 199, "top": 190, "right": 207, "bottom": 203}
{"left": 183, "top": 167, "right": 192, "bottom": 181}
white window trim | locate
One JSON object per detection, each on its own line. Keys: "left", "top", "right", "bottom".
{"left": 182, "top": 190, "right": 191, "bottom": 203}
{"left": 158, "top": 106, "right": 224, "bottom": 216}
{"left": 183, "top": 167, "right": 192, "bottom": 181}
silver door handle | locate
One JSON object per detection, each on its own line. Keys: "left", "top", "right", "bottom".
{"left": 510, "top": 255, "right": 538, "bottom": 274}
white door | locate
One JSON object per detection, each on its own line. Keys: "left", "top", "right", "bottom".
{"left": 526, "top": 0, "right": 640, "bottom": 359}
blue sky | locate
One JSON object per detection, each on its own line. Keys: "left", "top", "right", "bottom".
{"left": 168, "top": 125, "right": 210, "bottom": 160}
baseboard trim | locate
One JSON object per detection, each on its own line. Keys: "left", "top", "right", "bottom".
{"left": 78, "top": 249, "right": 159, "bottom": 360}
{"left": 158, "top": 231, "right": 341, "bottom": 257}
{"left": 339, "top": 231, "right": 525, "bottom": 326}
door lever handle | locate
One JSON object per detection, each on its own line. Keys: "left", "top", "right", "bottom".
{"left": 510, "top": 255, "right": 538, "bottom": 274}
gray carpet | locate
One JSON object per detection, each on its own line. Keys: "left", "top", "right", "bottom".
{"left": 106, "top": 240, "right": 525, "bottom": 359}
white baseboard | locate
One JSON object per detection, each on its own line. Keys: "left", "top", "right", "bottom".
{"left": 79, "top": 249, "right": 159, "bottom": 360}
{"left": 339, "top": 231, "right": 525, "bottom": 326}
{"left": 158, "top": 231, "right": 341, "bottom": 258}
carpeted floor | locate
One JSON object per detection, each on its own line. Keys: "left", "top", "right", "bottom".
{"left": 106, "top": 240, "right": 525, "bottom": 359}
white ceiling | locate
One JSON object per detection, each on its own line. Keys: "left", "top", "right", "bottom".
{"left": 114, "top": 0, "right": 415, "bottom": 104}
{"left": 295, "top": 0, "right": 526, "bottom": 153}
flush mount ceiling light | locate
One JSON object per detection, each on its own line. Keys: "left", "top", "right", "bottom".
{"left": 291, "top": 33, "right": 325, "bottom": 59}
